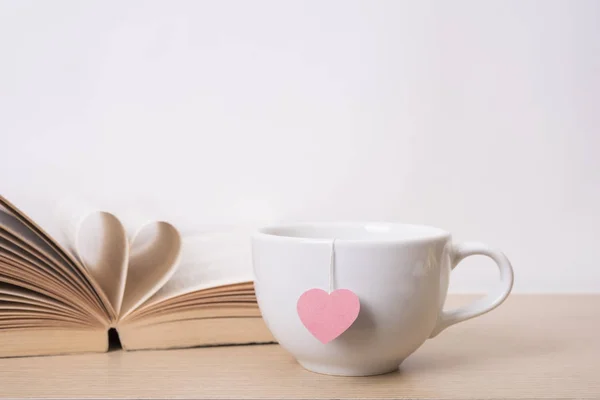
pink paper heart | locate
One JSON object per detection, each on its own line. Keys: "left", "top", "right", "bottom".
{"left": 297, "top": 288, "right": 360, "bottom": 344}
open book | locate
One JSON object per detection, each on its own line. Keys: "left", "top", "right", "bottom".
{"left": 0, "top": 195, "right": 274, "bottom": 357}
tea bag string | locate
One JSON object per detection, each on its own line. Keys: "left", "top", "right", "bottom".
{"left": 329, "top": 238, "right": 336, "bottom": 294}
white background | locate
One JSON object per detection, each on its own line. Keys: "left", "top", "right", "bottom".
{"left": 1, "top": 0, "right": 599, "bottom": 293}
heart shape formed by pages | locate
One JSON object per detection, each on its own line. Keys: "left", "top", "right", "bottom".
{"left": 297, "top": 288, "right": 360, "bottom": 344}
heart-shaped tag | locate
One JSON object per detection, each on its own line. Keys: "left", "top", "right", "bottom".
{"left": 297, "top": 288, "right": 360, "bottom": 344}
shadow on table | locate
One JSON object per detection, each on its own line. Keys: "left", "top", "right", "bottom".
{"left": 107, "top": 328, "right": 122, "bottom": 352}
{"left": 399, "top": 323, "right": 561, "bottom": 374}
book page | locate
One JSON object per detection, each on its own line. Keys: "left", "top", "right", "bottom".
{"left": 118, "top": 317, "right": 274, "bottom": 352}
{"left": 118, "top": 218, "right": 182, "bottom": 319}
{"left": 0, "top": 196, "right": 110, "bottom": 324}
{"left": 0, "top": 251, "right": 79, "bottom": 308}
{"left": 53, "top": 196, "right": 129, "bottom": 320}
{"left": 0, "top": 328, "right": 107, "bottom": 357}
{"left": 0, "top": 207, "right": 107, "bottom": 324}
{"left": 0, "top": 210, "right": 92, "bottom": 301}
{"left": 0, "top": 282, "right": 89, "bottom": 320}
{"left": 0, "top": 229, "right": 88, "bottom": 304}
{"left": 136, "top": 229, "right": 254, "bottom": 311}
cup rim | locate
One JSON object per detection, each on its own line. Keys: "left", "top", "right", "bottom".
{"left": 252, "top": 221, "right": 451, "bottom": 244}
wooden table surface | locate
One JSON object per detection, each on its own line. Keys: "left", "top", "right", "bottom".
{"left": 0, "top": 295, "right": 598, "bottom": 399}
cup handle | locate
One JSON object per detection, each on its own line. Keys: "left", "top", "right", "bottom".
{"left": 429, "top": 242, "right": 514, "bottom": 338}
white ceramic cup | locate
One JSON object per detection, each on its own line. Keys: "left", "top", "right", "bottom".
{"left": 251, "top": 222, "right": 514, "bottom": 376}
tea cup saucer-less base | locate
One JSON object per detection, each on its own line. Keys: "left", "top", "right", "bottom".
{"left": 298, "top": 360, "right": 404, "bottom": 377}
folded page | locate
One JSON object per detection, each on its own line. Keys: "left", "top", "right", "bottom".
{"left": 118, "top": 219, "right": 181, "bottom": 319}
{"left": 54, "top": 195, "right": 128, "bottom": 320}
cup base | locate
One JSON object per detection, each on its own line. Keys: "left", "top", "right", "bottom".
{"left": 298, "top": 360, "right": 402, "bottom": 377}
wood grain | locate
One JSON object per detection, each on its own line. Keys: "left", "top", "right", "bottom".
{"left": 1, "top": 295, "right": 599, "bottom": 399}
